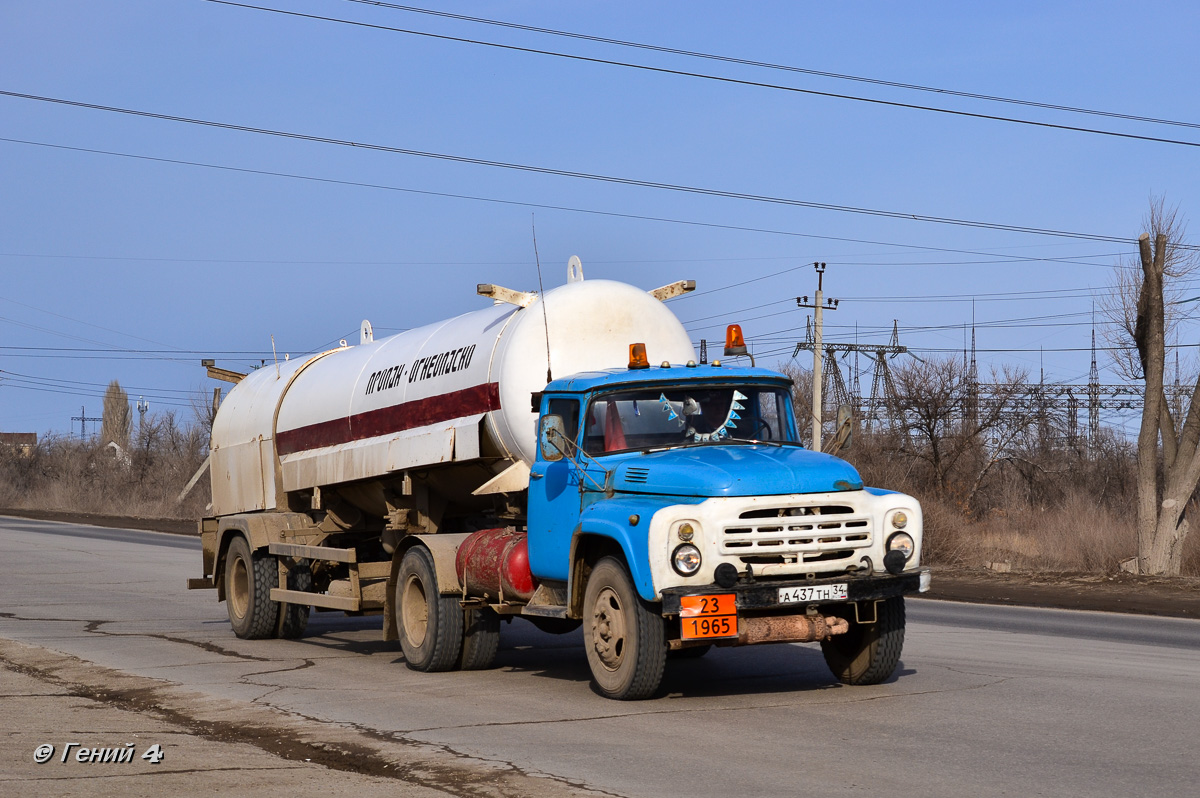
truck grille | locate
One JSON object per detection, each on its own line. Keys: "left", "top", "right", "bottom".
{"left": 720, "top": 504, "right": 872, "bottom": 562}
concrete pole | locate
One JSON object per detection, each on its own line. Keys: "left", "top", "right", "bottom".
{"left": 812, "top": 264, "right": 825, "bottom": 452}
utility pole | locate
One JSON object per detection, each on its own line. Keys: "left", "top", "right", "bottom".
{"left": 71, "top": 406, "right": 102, "bottom": 439}
{"left": 137, "top": 396, "right": 149, "bottom": 435}
{"left": 794, "top": 325, "right": 906, "bottom": 434}
{"left": 797, "top": 263, "right": 838, "bottom": 451}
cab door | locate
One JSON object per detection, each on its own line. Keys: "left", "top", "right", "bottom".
{"left": 526, "top": 396, "right": 584, "bottom": 581}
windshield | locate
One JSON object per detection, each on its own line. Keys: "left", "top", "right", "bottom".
{"left": 583, "top": 385, "right": 796, "bottom": 455}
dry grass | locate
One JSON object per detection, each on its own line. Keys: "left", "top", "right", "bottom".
{"left": 4, "top": 405, "right": 1199, "bottom": 577}
{"left": 925, "top": 492, "right": 1134, "bottom": 572}
{"left": 839, "top": 426, "right": 1200, "bottom": 576}
{"left": 0, "top": 412, "right": 210, "bottom": 520}
{"left": 916, "top": 489, "right": 1200, "bottom": 576}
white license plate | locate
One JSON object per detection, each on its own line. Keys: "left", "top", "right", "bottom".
{"left": 778, "top": 583, "right": 848, "bottom": 603}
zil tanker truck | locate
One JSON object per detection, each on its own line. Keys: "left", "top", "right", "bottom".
{"left": 189, "top": 260, "right": 929, "bottom": 699}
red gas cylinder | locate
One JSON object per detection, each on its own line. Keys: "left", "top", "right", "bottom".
{"left": 455, "top": 527, "right": 537, "bottom": 602}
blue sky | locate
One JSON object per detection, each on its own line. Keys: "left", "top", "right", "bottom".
{"left": 2, "top": 1, "right": 1198, "bottom": 436}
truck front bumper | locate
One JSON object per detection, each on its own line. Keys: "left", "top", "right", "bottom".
{"left": 660, "top": 567, "right": 930, "bottom": 615}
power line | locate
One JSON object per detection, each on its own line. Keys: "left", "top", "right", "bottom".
{"left": 344, "top": 1, "right": 1200, "bottom": 133}
{"left": 0, "top": 346, "right": 273, "bottom": 354}
{"left": 0, "top": 378, "right": 195, "bottom": 408}
{"left": 829, "top": 255, "right": 1121, "bottom": 267}
{"left": 201, "top": 1, "right": 1200, "bottom": 150}
{"left": 0, "top": 296, "right": 184, "bottom": 351}
{"left": 0, "top": 250, "right": 1122, "bottom": 267}
{"left": 0, "top": 369, "right": 207, "bottom": 397}
{"left": 1, "top": 135, "right": 1159, "bottom": 263}
{"left": 678, "top": 285, "right": 1134, "bottom": 326}
{"left": 2, "top": 89, "right": 1158, "bottom": 244}
{"left": 0, "top": 314, "right": 138, "bottom": 350}
{"left": 712, "top": 308, "right": 1117, "bottom": 346}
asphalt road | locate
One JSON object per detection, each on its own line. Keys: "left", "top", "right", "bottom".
{"left": 2, "top": 515, "right": 1197, "bottom": 797}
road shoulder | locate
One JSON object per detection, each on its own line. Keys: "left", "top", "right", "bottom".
{"left": 0, "top": 637, "right": 601, "bottom": 798}
{"left": 4, "top": 508, "right": 1199, "bottom": 619}
{"left": 925, "top": 567, "right": 1200, "bottom": 619}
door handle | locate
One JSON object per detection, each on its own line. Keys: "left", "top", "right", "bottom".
{"left": 530, "top": 471, "right": 544, "bottom": 479}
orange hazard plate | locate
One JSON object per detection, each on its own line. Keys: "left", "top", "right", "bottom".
{"left": 679, "top": 593, "right": 738, "bottom": 640}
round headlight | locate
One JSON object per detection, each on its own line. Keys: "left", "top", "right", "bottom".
{"left": 672, "top": 544, "right": 702, "bottom": 576}
{"left": 887, "top": 532, "right": 915, "bottom": 560}
{"left": 891, "top": 511, "right": 908, "bottom": 530}
{"left": 677, "top": 522, "right": 695, "bottom": 542}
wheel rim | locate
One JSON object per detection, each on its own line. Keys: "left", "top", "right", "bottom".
{"left": 401, "top": 574, "right": 429, "bottom": 647}
{"left": 229, "top": 554, "right": 249, "bottom": 619}
{"left": 590, "top": 586, "right": 628, "bottom": 671}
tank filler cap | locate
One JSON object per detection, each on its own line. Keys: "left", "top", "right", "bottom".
{"left": 567, "top": 255, "right": 584, "bottom": 283}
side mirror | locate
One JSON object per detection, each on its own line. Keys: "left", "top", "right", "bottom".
{"left": 539, "top": 414, "right": 567, "bottom": 462}
{"left": 832, "top": 404, "right": 853, "bottom": 452}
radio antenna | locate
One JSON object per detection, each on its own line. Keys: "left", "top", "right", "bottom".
{"left": 532, "top": 216, "right": 552, "bottom": 384}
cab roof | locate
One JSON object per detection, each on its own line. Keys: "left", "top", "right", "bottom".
{"left": 544, "top": 363, "right": 793, "bottom": 394}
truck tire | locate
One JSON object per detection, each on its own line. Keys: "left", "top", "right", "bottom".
{"left": 459, "top": 608, "right": 500, "bottom": 670}
{"left": 278, "top": 564, "right": 312, "bottom": 640}
{"left": 397, "top": 546, "right": 463, "bottom": 672}
{"left": 225, "top": 535, "right": 279, "bottom": 640}
{"left": 820, "top": 596, "right": 905, "bottom": 686}
{"left": 583, "top": 556, "right": 666, "bottom": 700}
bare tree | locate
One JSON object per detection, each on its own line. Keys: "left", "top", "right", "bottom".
{"left": 777, "top": 361, "right": 814, "bottom": 443}
{"left": 190, "top": 387, "right": 221, "bottom": 450}
{"left": 890, "top": 356, "right": 1032, "bottom": 509}
{"left": 1128, "top": 214, "right": 1200, "bottom": 574}
{"left": 1099, "top": 199, "right": 1200, "bottom": 574}
{"left": 101, "top": 380, "right": 131, "bottom": 449}
{"left": 1100, "top": 198, "right": 1196, "bottom": 380}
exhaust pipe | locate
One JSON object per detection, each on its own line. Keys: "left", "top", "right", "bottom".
{"left": 737, "top": 614, "right": 849, "bottom": 645}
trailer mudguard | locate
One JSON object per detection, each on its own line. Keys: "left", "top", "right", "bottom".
{"left": 212, "top": 512, "right": 318, "bottom": 600}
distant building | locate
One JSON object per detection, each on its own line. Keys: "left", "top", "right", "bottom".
{"left": 0, "top": 432, "right": 37, "bottom": 456}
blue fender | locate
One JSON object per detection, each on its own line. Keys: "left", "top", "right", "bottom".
{"left": 572, "top": 496, "right": 699, "bottom": 601}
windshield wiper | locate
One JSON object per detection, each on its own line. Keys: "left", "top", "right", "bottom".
{"left": 639, "top": 440, "right": 712, "bottom": 455}
{"left": 723, "top": 436, "right": 786, "bottom": 447}
{"left": 639, "top": 437, "right": 798, "bottom": 454}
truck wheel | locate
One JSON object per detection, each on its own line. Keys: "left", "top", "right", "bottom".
{"left": 278, "top": 564, "right": 311, "bottom": 640}
{"left": 820, "top": 596, "right": 905, "bottom": 686}
{"left": 397, "top": 546, "right": 463, "bottom": 672}
{"left": 583, "top": 556, "right": 666, "bottom": 700}
{"left": 459, "top": 608, "right": 500, "bottom": 670}
{"left": 225, "top": 535, "right": 279, "bottom": 640}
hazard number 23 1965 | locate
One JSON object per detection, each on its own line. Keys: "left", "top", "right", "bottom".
{"left": 679, "top": 593, "right": 738, "bottom": 640}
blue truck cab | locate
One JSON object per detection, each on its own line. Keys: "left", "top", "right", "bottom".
{"left": 526, "top": 360, "right": 929, "bottom": 699}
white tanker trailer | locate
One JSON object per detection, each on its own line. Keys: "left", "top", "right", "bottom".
{"left": 190, "top": 260, "right": 928, "bottom": 699}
